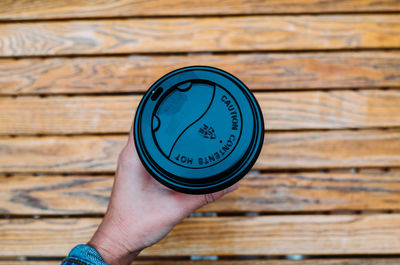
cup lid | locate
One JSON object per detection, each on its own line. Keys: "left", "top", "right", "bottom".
{"left": 134, "top": 66, "right": 264, "bottom": 194}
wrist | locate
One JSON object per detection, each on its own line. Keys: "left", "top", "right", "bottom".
{"left": 88, "top": 222, "right": 142, "bottom": 265}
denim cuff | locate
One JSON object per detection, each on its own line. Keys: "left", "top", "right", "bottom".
{"left": 61, "top": 244, "right": 109, "bottom": 265}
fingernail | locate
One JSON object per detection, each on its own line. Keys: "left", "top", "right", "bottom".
{"left": 224, "top": 184, "right": 239, "bottom": 194}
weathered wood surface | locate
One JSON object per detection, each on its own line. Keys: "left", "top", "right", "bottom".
{"left": 2, "top": 172, "right": 400, "bottom": 215}
{"left": 1, "top": 52, "right": 399, "bottom": 95}
{"left": 1, "top": 215, "right": 400, "bottom": 256}
{"left": 1, "top": 130, "right": 400, "bottom": 172}
{"left": 1, "top": 0, "right": 399, "bottom": 20}
{"left": 1, "top": 0, "right": 399, "bottom": 261}
{"left": 2, "top": 259, "right": 400, "bottom": 265}
{"left": 1, "top": 15, "right": 400, "bottom": 56}
{"left": 257, "top": 129, "right": 400, "bottom": 170}
{"left": 2, "top": 89, "right": 400, "bottom": 135}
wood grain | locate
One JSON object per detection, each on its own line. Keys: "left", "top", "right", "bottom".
{"left": 1, "top": 52, "right": 399, "bottom": 95}
{"left": 0, "top": 96, "right": 139, "bottom": 135}
{"left": 2, "top": 259, "right": 400, "bottom": 265}
{"left": 1, "top": 15, "right": 400, "bottom": 56}
{"left": 1, "top": 0, "right": 399, "bottom": 20}
{"left": 1, "top": 215, "right": 400, "bottom": 256}
{"left": 2, "top": 172, "right": 400, "bottom": 215}
{"left": 0, "top": 136, "right": 124, "bottom": 173}
{"left": 2, "top": 89, "right": 400, "bottom": 135}
{"left": 1, "top": 130, "right": 400, "bottom": 172}
{"left": 0, "top": 175, "right": 112, "bottom": 215}
{"left": 0, "top": 0, "right": 398, "bottom": 262}
{"left": 258, "top": 129, "right": 400, "bottom": 170}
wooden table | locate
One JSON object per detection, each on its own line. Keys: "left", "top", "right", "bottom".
{"left": 1, "top": 0, "right": 400, "bottom": 264}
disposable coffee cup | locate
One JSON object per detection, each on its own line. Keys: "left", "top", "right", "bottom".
{"left": 134, "top": 66, "right": 264, "bottom": 194}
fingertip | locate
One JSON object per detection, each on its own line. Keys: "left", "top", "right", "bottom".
{"left": 128, "top": 123, "right": 134, "bottom": 144}
{"left": 223, "top": 183, "right": 239, "bottom": 195}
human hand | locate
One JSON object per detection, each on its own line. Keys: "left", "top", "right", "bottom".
{"left": 87, "top": 125, "right": 238, "bottom": 265}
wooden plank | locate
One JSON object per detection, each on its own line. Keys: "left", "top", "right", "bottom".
{"left": 1, "top": 0, "right": 399, "bottom": 21}
{"left": 0, "top": 175, "right": 112, "bottom": 215}
{"left": 1, "top": 130, "right": 400, "bottom": 172}
{"left": 0, "top": 96, "right": 138, "bottom": 135}
{"left": 1, "top": 52, "right": 399, "bottom": 95}
{"left": 2, "top": 172, "right": 400, "bottom": 215}
{"left": 258, "top": 129, "right": 400, "bottom": 170}
{"left": 2, "top": 259, "right": 400, "bottom": 265}
{"left": 1, "top": 215, "right": 400, "bottom": 256}
{"left": 2, "top": 89, "right": 400, "bottom": 135}
{"left": 0, "top": 136, "right": 124, "bottom": 173}
{"left": 1, "top": 15, "right": 400, "bottom": 56}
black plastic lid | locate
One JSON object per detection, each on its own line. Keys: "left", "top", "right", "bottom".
{"left": 134, "top": 66, "right": 264, "bottom": 194}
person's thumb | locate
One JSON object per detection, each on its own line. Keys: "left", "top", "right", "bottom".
{"left": 224, "top": 183, "right": 239, "bottom": 195}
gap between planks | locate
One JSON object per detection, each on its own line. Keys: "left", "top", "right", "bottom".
{"left": 2, "top": 258, "right": 400, "bottom": 265}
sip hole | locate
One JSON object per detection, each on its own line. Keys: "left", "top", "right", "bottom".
{"left": 151, "top": 87, "right": 163, "bottom": 101}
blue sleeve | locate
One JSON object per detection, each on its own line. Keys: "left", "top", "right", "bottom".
{"left": 61, "top": 244, "right": 109, "bottom": 265}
